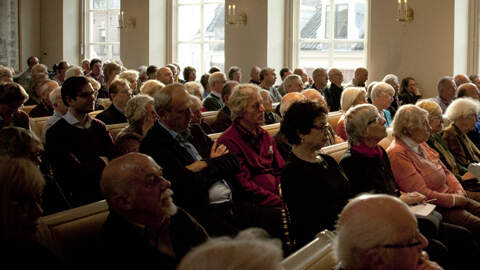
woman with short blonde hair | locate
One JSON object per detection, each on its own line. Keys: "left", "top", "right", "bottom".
{"left": 335, "top": 87, "right": 367, "bottom": 140}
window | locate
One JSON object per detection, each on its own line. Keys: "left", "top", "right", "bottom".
{"left": 175, "top": 0, "right": 225, "bottom": 75}
{"left": 84, "top": 0, "right": 121, "bottom": 61}
{"left": 297, "top": 0, "right": 366, "bottom": 82}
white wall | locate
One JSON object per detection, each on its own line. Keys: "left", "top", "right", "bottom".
{"left": 40, "top": 0, "right": 62, "bottom": 69}
{"left": 20, "top": 0, "right": 41, "bottom": 72}
{"left": 454, "top": 0, "right": 469, "bottom": 75}
{"left": 63, "top": 0, "right": 81, "bottom": 65}
{"left": 368, "top": 0, "right": 455, "bottom": 98}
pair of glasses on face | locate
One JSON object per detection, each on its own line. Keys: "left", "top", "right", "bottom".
{"left": 368, "top": 114, "right": 383, "bottom": 125}
{"left": 312, "top": 122, "right": 329, "bottom": 131}
{"left": 378, "top": 230, "right": 423, "bottom": 249}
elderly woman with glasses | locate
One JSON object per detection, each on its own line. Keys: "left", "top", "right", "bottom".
{"left": 416, "top": 100, "right": 480, "bottom": 195}
{"left": 335, "top": 87, "right": 367, "bottom": 140}
{"left": 387, "top": 104, "right": 480, "bottom": 243}
{"left": 280, "top": 100, "right": 351, "bottom": 250}
{"left": 371, "top": 82, "right": 395, "bottom": 127}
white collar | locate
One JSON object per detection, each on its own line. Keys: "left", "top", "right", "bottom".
{"left": 401, "top": 136, "right": 420, "bottom": 154}
{"left": 63, "top": 110, "right": 92, "bottom": 129}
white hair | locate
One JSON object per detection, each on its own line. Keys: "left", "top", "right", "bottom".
{"left": 65, "top": 65, "right": 83, "bottom": 80}
{"left": 208, "top": 72, "right": 226, "bottom": 87}
{"left": 284, "top": 74, "right": 302, "bottom": 90}
{"left": 119, "top": 69, "right": 139, "bottom": 82}
{"left": 445, "top": 97, "right": 480, "bottom": 122}
{"left": 345, "top": 104, "right": 379, "bottom": 144}
{"left": 125, "top": 94, "right": 154, "bottom": 128}
{"left": 392, "top": 104, "right": 429, "bottom": 138}
{"left": 178, "top": 228, "right": 283, "bottom": 270}
{"left": 229, "top": 84, "right": 261, "bottom": 120}
{"left": 340, "top": 87, "right": 366, "bottom": 112}
{"left": 371, "top": 82, "right": 395, "bottom": 102}
{"left": 184, "top": 81, "right": 204, "bottom": 99}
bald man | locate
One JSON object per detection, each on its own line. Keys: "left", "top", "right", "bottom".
{"left": 96, "top": 152, "right": 208, "bottom": 268}
{"left": 325, "top": 68, "right": 344, "bottom": 111}
{"left": 454, "top": 74, "right": 470, "bottom": 87}
{"left": 335, "top": 194, "right": 442, "bottom": 270}
{"left": 156, "top": 67, "right": 174, "bottom": 85}
{"left": 347, "top": 67, "right": 368, "bottom": 88}
{"left": 29, "top": 79, "right": 58, "bottom": 117}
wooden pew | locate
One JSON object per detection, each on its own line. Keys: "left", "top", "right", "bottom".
{"left": 107, "top": 122, "right": 128, "bottom": 140}
{"left": 281, "top": 230, "right": 337, "bottom": 270}
{"left": 208, "top": 122, "right": 281, "bottom": 142}
{"left": 201, "top": 111, "right": 219, "bottom": 126}
{"left": 31, "top": 110, "right": 104, "bottom": 139}
{"left": 22, "top": 105, "right": 36, "bottom": 115}
{"left": 37, "top": 200, "right": 109, "bottom": 263}
{"left": 327, "top": 111, "right": 343, "bottom": 131}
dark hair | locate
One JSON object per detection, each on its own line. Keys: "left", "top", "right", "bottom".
{"left": 400, "top": 77, "right": 415, "bottom": 94}
{"left": 90, "top": 58, "right": 102, "bottom": 69}
{"left": 280, "top": 68, "right": 291, "bottom": 79}
{"left": 61, "top": 76, "right": 90, "bottom": 105}
{"left": 209, "top": 66, "right": 221, "bottom": 74}
{"left": 280, "top": 100, "right": 328, "bottom": 145}
{"left": 0, "top": 82, "right": 29, "bottom": 104}
{"left": 146, "top": 65, "right": 158, "bottom": 78}
{"left": 183, "top": 66, "right": 196, "bottom": 81}
{"left": 228, "top": 66, "right": 241, "bottom": 80}
{"left": 200, "top": 74, "right": 210, "bottom": 90}
{"left": 221, "top": 81, "right": 238, "bottom": 102}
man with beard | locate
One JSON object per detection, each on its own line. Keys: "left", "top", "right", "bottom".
{"left": 96, "top": 153, "right": 208, "bottom": 269}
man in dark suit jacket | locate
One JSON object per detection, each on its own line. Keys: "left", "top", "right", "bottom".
{"left": 202, "top": 72, "right": 226, "bottom": 111}
{"left": 96, "top": 78, "right": 131, "bottom": 124}
{"left": 140, "top": 83, "right": 244, "bottom": 236}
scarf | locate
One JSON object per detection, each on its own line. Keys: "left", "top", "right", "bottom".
{"left": 351, "top": 142, "right": 383, "bottom": 160}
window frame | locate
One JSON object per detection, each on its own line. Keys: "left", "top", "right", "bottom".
{"left": 172, "top": 0, "right": 225, "bottom": 75}
{"left": 83, "top": 0, "right": 121, "bottom": 61}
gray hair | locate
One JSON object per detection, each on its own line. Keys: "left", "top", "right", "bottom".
{"left": 184, "top": 81, "right": 204, "bottom": 99}
{"left": 119, "top": 69, "right": 139, "bottom": 82}
{"left": 334, "top": 194, "right": 406, "bottom": 270}
{"left": 178, "top": 228, "right": 282, "bottom": 270}
{"left": 345, "top": 104, "right": 379, "bottom": 144}
{"left": 437, "top": 76, "right": 455, "bottom": 95}
{"left": 370, "top": 82, "right": 395, "bottom": 102}
{"left": 65, "top": 65, "right": 83, "bottom": 80}
{"left": 229, "top": 83, "right": 261, "bottom": 120}
{"left": 284, "top": 74, "right": 302, "bottom": 90}
{"left": 392, "top": 104, "right": 429, "bottom": 138}
{"left": 153, "top": 83, "right": 184, "bottom": 112}
{"left": 208, "top": 72, "right": 226, "bottom": 87}
{"left": 140, "top": 79, "right": 164, "bottom": 97}
{"left": 445, "top": 97, "right": 480, "bottom": 122}
{"left": 382, "top": 74, "right": 399, "bottom": 85}
{"left": 125, "top": 94, "right": 154, "bottom": 128}
{"left": 340, "top": 87, "right": 366, "bottom": 112}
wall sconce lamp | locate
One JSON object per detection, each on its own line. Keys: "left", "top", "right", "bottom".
{"left": 397, "top": 0, "right": 414, "bottom": 23}
{"left": 119, "top": 11, "right": 136, "bottom": 30}
{"left": 226, "top": 4, "right": 247, "bottom": 25}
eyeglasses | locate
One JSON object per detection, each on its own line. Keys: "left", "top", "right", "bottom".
{"left": 378, "top": 230, "right": 423, "bottom": 249}
{"left": 368, "top": 114, "right": 383, "bottom": 125}
{"left": 312, "top": 123, "right": 329, "bottom": 131}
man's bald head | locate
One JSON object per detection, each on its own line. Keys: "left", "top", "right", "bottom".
{"left": 280, "top": 92, "right": 306, "bottom": 117}
{"left": 156, "top": 67, "right": 174, "bottom": 85}
{"left": 454, "top": 74, "right": 470, "bottom": 87}
{"left": 457, "top": 82, "right": 480, "bottom": 101}
{"left": 301, "top": 89, "right": 327, "bottom": 108}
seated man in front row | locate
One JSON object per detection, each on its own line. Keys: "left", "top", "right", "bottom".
{"left": 334, "top": 194, "right": 443, "bottom": 270}
{"left": 96, "top": 153, "right": 208, "bottom": 269}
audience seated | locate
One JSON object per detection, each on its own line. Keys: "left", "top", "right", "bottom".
{"left": 53, "top": 61, "right": 69, "bottom": 86}
{"left": 293, "top": 67, "right": 310, "bottom": 88}
{"left": 334, "top": 194, "right": 443, "bottom": 270}
{"left": 102, "top": 62, "right": 122, "bottom": 96}
{"left": 454, "top": 74, "right": 471, "bottom": 87}
{"left": 96, "top": 78, "right": 131, "bottom": 124}
{"left": 87, "top": 58, "right": 105, "bottom": 89}
{"left": 249, "top": 65, "right": 261, "bottom": 85}
{"left": 430, "top": 76, "right": 456, "bottom": 112}
{"left": 64, "top": 65, "right": 83, "bottom": 80}
{"left": 340, "top": 103, "right": 479, "bottom": 269}
{"left": 200, "top": 73, "right": 210, "bottom": 97}
{"left": 41, "top": 87, "right": 68, "bottom": 144}
{"left": 95, "top": 153, "right": 208, "bottom": 269}
{"left": 260, "top": 67, "right": 282, "bottom": 103}
{"left": 17, "top": 56, "right": 39, "bottom": 89}
{"left": 0, "top": 82, "right": 30, "bottom": 129}
{"left": 274, "top": 92, "right": 306, "bottom": 160}
{"left": 81, "top": 59, "right": 90, "bottom": 74}
{"left": 371, "top": 82, "right": 395, "bottom": 127}
{"left": 417, "top": 100, "right": 480, "bottom": 194}
{"left": 29, "top": 80, "right": 58, "bottom": 117}
{"left": 203, "top": 72, "right": 226, "bottom": 111}
{"left": 325, "top": 68, "right": 344, "bottom": 111}
{"left": 184, "top": 81, "right": 204, "bottom": 101}
{"left": 119, "top": 69, "right": 139, "bottom": 95}
{"left": 284, "top": 74, "right": 304, "bottom": 94}
{"left": 0, "top": 157, "right": 60, "bottom": 267}
{"left": 227, "top": 66, "right": 242, "bottom": 82}
{"left": 276, "top": 67, "right": 292, "bottom": 96}
{"left": 46, "top": 76, "right": 114, "bottom": 207}
{"left": 217, "top": 83, "right": 283, "bottom": 237}
{"left": 470, "top": 74, "right": 480, "bottom": 90}
{"left": 310, "top": 68, "right": 328, "bottom": 96}
{"left": 178, "top": 228, "right": 282, "bottom": 270}
{"left": 260, "top": 89, "right": 281, "bottom": 125}
{"left": 387, "top": 104, "right": 480, "bottom": 244}
{"left": 382, "top": 73, "right": 401, "bottom": 117}
{"left": 140, "top": 79, "right": 165, "bottom": 97}
{"left": 156, "top": 66, "right": 174, "bottom": 86}
{"left": 146, "top": 65, "right": 158, "bottom": 80}
{"left": 211, "top": 80, "right": 238, "bottom": 133}
{"left": 27, "top": 71, "right": 48, "bottom": 105}
{"left": 280, "top": 101, "right": 350, "bottom": 250}
{"left": 335, "top": 87, "right": 367, "bottom": 140}
{"left": 399, "top": 76, "right": 422, "bottom": 105}
{"left": 346, "top": 67, "right": 368, "bottom": 88}
{"left": 183, "top": 66, "right": 197, "bottom": 82}
{"left": 190, "top": 95, "right": 213, "bottom": 134}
